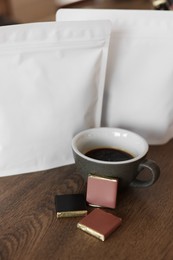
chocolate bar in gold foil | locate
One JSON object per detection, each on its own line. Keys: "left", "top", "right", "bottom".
{"left": 77, "top": 208, "right": 122, "bottom": 241}
{"left": 55, "top": 194, "right": 87, "bottom": 218}
{"left": 86, "top": 174, "right": 118, "bottom": 209}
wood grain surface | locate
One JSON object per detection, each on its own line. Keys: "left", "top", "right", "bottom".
{"left": 57, "top": 0, "right": 153, "bottom": 10}
{"left": 1, "top": 139, "right": 173, "bottom": 260}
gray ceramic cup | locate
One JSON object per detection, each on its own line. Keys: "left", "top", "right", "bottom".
{"left": 71, "top": 127, "right": 160, "bottom": 189}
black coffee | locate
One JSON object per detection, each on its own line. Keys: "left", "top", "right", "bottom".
{"left": 85, "top": 147, "right": 134, "bottom": 162}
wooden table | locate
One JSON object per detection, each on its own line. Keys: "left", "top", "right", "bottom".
{"left": 55, "top": 0, "right": 153, "bottom": 10}
{"left": 0, "top": 139, "right": 173, "bottom": 260}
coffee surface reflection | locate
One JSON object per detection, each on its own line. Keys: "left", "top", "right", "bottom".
{"left": 85, "top": 148, "right": 134, "bottom": 162}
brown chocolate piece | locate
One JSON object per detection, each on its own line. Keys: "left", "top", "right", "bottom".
{"left": 77, "top": 208, "right": 122, "bottom": 241}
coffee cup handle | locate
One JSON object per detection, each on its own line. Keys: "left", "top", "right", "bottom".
{"left": 130, "top": 159, "right": 160, "bottom": 188}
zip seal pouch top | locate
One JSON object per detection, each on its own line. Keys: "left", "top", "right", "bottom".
{"left": 0, "top": 20, "right": 111, "bottom": 176}
{"left": 57, "top": 9, "right": 173, "bottom": 144}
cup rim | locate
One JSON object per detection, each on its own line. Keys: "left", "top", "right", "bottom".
{"left": 72, "top": 127, "right": 149, "bottom": 165}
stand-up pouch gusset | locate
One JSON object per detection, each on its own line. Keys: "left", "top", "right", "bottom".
{"left": 0, "top": 21, "right": 111, "bottom": 176}
{"left": 57, "top": 9, "right": 173, "bottom": 144}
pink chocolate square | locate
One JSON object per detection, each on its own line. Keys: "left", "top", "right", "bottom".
{"left": 86, "top": 175, "right": 118, "bottom": 209}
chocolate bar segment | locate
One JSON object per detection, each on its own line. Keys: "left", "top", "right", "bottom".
{"left": 86, "top": 175, "right": 118, "bottom": 208}
{"left": 77, "top": 208, "right": 122, "bottom": 241}
{"left": 55, "top": 194, "right": 87, "bottom": 218}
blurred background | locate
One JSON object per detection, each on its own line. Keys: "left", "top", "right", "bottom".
{"left": 0, "top": 0, "right": 171, "bottom": 26}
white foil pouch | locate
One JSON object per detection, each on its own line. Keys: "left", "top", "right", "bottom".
{"left": 0, "top": 21, "right": 111, "bottom": 176}
{"left": 57, "top": 9, "right": 173, "bottom": 144}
